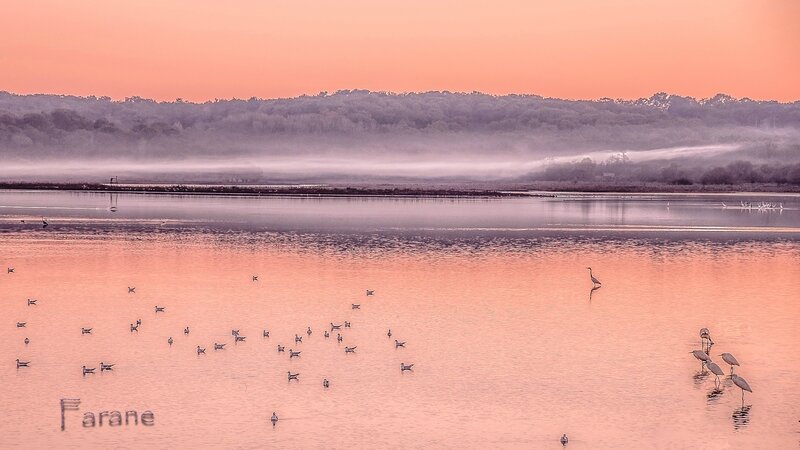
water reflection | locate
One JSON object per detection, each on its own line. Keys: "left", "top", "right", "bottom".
{"left": 732, "top": 405, "right": 752, "bottom": 430}
{"left": 588, "top": 285, "right": 602, "bottom": 303}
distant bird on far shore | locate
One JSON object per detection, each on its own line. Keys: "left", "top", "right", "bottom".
{"left": 586, "top": 267, "right": 601, "bottom": 286}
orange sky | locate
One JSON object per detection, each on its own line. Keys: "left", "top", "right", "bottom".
{"left": 1, "top": 0, "right": 798, "bottom": 102}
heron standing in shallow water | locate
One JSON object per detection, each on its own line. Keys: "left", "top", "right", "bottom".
{"left": 720, "top": 352, "right": 740, "bottom": 374}
{"left": 731, "top": 374, "right": 752, "bottom": 404}
{"left": 586, "top": 267, "right": 601, "bottom": 287}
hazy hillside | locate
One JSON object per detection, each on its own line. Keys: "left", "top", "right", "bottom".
{"left": 1, "top": 90, "right": 799, "bottom": 184}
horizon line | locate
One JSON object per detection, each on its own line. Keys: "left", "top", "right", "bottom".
{"left": 2, "top": 89, "right": 798, "bottom": 106}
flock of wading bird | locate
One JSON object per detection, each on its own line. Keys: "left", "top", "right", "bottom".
{"left": 11, "top": 268, "right": 414, "bottom": 428}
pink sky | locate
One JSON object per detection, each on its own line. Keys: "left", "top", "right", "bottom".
{"left": 1, "top": 0, "right": 798, "bottom": 101}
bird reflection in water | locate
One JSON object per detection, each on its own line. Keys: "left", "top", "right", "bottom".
{"left": 732, "top": 405, "right": 751, "bottom": 430}
{"left": 706, "top": 386, "right": 723, "bottom": 403}
{"left": 588, "top": 285, "right": 601, "bottom": 303}
{"left": 692, "top": 368, "right": 710, "bottom": 387}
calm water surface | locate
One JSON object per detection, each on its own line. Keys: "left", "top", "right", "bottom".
{"left": 1, "top": 191, "right": 799, "bottom": 449}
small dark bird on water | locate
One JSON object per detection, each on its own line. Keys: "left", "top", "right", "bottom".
{"left": 252, "top": 275, "right": 258, "bottom": 282}
{"left": 81, "top": 328, "right": 92, "bottom": 335}
{"left": 27, "top": 299, "right": 37, "bottom": 306}
{"left": 560, "top": 434, "right": 569, "bottom": 446}
{"left": 24, "top": 337, "right": 29, "bottom": 345}
{"left": 287, "top": 372, "right": 299, "bottom": 382}
{"left": 16, "top": 322, "right": 26, "bottom": 328}
{"left": 395, "top": 340, "right": 405, "bottom": 348}
{"left": 400, "top": 363, "right": 414, "bottom": 372}
{"left": 388, "top": 329, "right": 392, "bottom": 338}
{"left": 345, "top": 346, "right": 357, "bottom": 353}
{"left": 128, "top": 287, "right": 135, "bottom": 293}
{"left": 196, "top": 346, "right": 205, "bottom": 355}
{"left": 337, "top": 334, "right": 343, "bottom": 343}
{"left": 289, "top": 350, "right": 301, "bottom": 358}
{"left": 214, "top": 343, "right": 226, "bottom": 350}
{"left": 352, "top": 304, "right": 360, "bottom": 310}
{"left": 184, "top": 326, "right": 190, "bottom": 335}
{"left": 130, "top": 323, "right": 138, "bottom": 332}
{"left": 277, "top": 345, "right": 285, "bottom": 353}
{"left": 366, "top": 290, "right": 374, "bottom": 296}
{"left": 100, "top": 362, "right": 115, "bottom": 371}
{"left": 7, "top": 267, "right": 14, "bottom": 273}
{"left": 295, "top": 334, "right": 302, "bottom": 344}
{"left": 324, "top": 331, "right": 330, "bottom": 338}
{"left": 271, "top": 412, "right": 278, "bottom": 427}
{"left": 155, "top": 306, "right": 165, "bottom": 313}
{"left": 344, "top": 321, "right": 351, "bottom": 328}
{"left": 323, "top": 379, "right": 330, "bottom": 388}
{"left": 235, "top": 336, "right": 246, "bottom": 343}
{"left": 263, "top": 330, "right": 270, "bottom": 338}
{"left": 168, "top": 337, "right": 173, "bottom": 346}
{"left": 82, "top": 366, "right": 95, "bottom": 376}
{"left": 307, "top": 327, "right": 312, "bottom": 337}
{"left": 16, "top": 359, "right": 30, "bottom": 368}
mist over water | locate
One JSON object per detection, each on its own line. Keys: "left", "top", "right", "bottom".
{"left": 1, "top": 90, "right": 798, "bottom": 183}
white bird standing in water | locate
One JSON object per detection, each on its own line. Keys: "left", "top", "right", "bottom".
{"left": 586, "top": 267, "right": 601, "bottom": 286}
{"left": 707, "top": 361, "right": 725, "bottom": 387}
{"left": 731, "top": 374, "right": 752, "bottom": 403}
{"left": 720, "top": 352, "right": 740, "bottom": 374}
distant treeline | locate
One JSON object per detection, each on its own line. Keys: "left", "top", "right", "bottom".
{"left": 536, "top": 159, "right": 800, "bottom": 185}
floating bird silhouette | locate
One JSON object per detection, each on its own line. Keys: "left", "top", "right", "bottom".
{"left": 295, "top": 335, "right": 302, "bottom": 344}
{"left": 196, "top": 346, "right": 206, "bottom": 355}
{"left": 720, "top": 353, "right": 740, "bottom": 374}
{"left": 387, "top": 329, "right": 392, "bottom": 338}
{"left": 130, "top": 323, "right": 138, "bottom": 332}
{"left": 81, "top": 328, "right": 92, "bottom": 335}
{"left": 366, "top": 290, "right": 374, "bottom": 296}
{"left": 344, "top": 321, "right": 351, "bottom": 328}
{"left": 168, "top": 337, "right": 173, "bottom": 346}
{"left": 16, "top": 322, "right": 26, "bottom": 328}
{"left": 128, "top": 286, "right": 135, "bottom": 293}
{"left": 395, "top": 340, "right": 406, "bottom": 348}
{"left": 324, "top": 331, "right": 329, "bottom": 338}
{"left": 307, "top": 327, "right": 312, "bottom": 337}
{"left": 352, "top": 304, "right": 360, "bottom": 310}
{"left": 287, "top": 372, "right": 299, "bottom": 382}
{"left": 27, "top": 299, "right": 37, "bottom": 306}
{"left": 82, "top": 366, "right": 95, "bottom": 376}
{"left": 100, "top": 362, "right": 115, "bottom": 372}
{"left": 42, "top": 217, "right": 48, "bottom": 228}
{"left": 214, "top": 343, "right": 226, "bottom": 350}
{"left": 263, "top": 330, "right": 270, "bottom": 338}
{"left": 400, "top": 363, "right": 414, "bottom": 372}
{"left": 277, "top": 345, "right": 285, "bottom": 353}
{"left": 345, "top": 346, "right": 357, "bottom": 353}
{"left": 271, "top": 412, "right": 278, "bottom": 427}
{"left": 155, "top": 306, "right": 165, "bottom": 313}
{"left": 252, "top": 275, "right": 258, "bottom": 282}
{"left": 323, "top": 378, "right": 330, "bottom": 388}
{"left": 16, "top": 359, "right": 30, "bottom": 368}
{"left": 337, "top": 334, "right": 343, "bottom": 343}
{"left": 289, "top": 350, "right": 301, "bottom": 358}
{"left": 24, "top": 338, "right": 29, "bottom": 345}
{"left": 235, "top": 336, "right": 246, "bottom": 343}
{"left": 586, "top": 267, "right": 601, "bottom": 286}
{"left": 7, "top": 267, "right": 14, "bottom": 273}
{"left": 731, "top": 374, "right": 752, "bottom": 403}
{"left": 331, "top": 323, "right": 342, "bottom": 331}
{"left": 184, "top": 326, "right": 190, "bottom": 335}
{"left": 560, "top": 434, "right": 569, "bottom": 446}
{"left": 231, "top": 329, "right": 239, "bottom": 337}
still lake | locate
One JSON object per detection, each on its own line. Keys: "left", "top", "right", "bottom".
{"left": 1, "top": 190, "right": 799, "bottom": 449}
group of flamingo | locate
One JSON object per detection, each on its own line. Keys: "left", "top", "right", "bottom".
{"left": 690, "top": 328, "right": 752, "bottom": 404}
